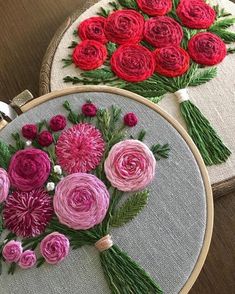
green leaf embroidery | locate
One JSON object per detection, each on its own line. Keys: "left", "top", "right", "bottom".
{"left": 0, "top": 140, "right": 11, "bottom": 169}
{"left": 213, "top": 4, "right": 232, "bottom": 18}
{"left": 81, "top": 68, "right": 115, "bottom": 80}
{"left": 62, "top": 56, "right": 73, "bottom": 68}
{"left": 227, "top": 47, "right": 235, "bottom": 55}
{"left": 151, "top": 143, "right": 170, "bottom": 160}
{"left": 140, "top": 40, "right": 155, "bottom": 51}
{"left": 137, "top": 129, "right": 146, "bottom": 142}
{"left": 107, "top": 42, "right": 117, "bottom": 57}
{"left": 68, "top": 41, "right": 78, "bottom": 49}
{"left": 109, "top": 1, "right": 120, "bottom": 10}
{"left": 188, "top": 67, "right": 217, "bottom": 87}
{"left": 63, "top": 100, "right": 79, "bottom": 124}
{"left": 209, "top": 28, "right": 235, "bottom": 43}
{"left": 210, "top": 17, "right": 235, "bottom": 30}
{"left": 123, "top": 82, "right": 168, "bottom": 99}
{"left": 117, "top": 0, "right": 138, "bottom": 10}
{"left": 110, "top": 190, "right": 149, "bottom": 228}
{"left": 97, "top": 7, "right": 110, "bottom": 18}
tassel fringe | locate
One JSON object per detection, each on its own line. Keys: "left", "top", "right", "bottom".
{"left": 180, "top": 100, "right": 231, "bottom": 166}
{"left": 100, "top": 245, "right": 163, "bottom": 294}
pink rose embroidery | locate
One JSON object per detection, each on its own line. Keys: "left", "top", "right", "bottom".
{"left": 0, "top": 168, "right": 10, "bottom": 203}
{"left": 104, "top": 140, "right": 156, "bottom": 192}
{"left": 8, "top": 149, "right": 51, "bottom": 191}
{"left": 18, "top": 250, "right": 37, "bottom": 269}
{"left": 40, "top": 232, "right": 70, "bottom": 264}
{"left": 2, "top": 240, "right": 23, "bottom": 263}
{"left": 53, "top": 173, "right": 110, "bottom": 230}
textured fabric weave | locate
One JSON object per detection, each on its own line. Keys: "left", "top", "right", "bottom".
{"left": 0, "top": 93, "right": 206, "bottom": 294}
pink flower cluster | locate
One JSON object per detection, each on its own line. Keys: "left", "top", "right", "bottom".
{"left": 0, "top": 168, "right": 10, "bottom": 203}
{"left": 40, "top": 232, "right": 70, "bottom": 264}
{"left": 8, "top": 149, "right": 51, "bottom": 191}
{"left": 2, "top": 241, "right": 36, "bottom": 269}
{"left": 53, "top": 173, "right": 110, "bottom": 230}
{"left": 104, "top": 140, "right": 156, "bottom": 192}
{"left": 22, "top": 115, "right": 67, "bottom": 147}
{"left": 2, "top": 232, "right": 70, "bottom": 268}
{"left": 56, "top": 123, "right": 105, "bottom": 174}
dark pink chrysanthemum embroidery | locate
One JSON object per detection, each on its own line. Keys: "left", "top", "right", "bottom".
{"left": 3, "top": 188, "right": 53, "bottom": 238}
{"left": 56, "top": 123, "right": 105, "bottom": 174}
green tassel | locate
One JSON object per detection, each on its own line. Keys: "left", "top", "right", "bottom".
{"left": 180, "top": 100, "right": 231, "bottom": 166}
{"left": 100, "top": 245, "right": 163, "bottom": 294}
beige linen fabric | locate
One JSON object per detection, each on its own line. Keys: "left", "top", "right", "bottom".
{"left": 50, "top": 0, "right": 235, "bottom": 185}
{"left": 0, "top": 92, "right": 207, "bottom": 294}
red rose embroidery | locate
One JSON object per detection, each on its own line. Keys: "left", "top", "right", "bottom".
{"left": 111, "top": 44, "right": 155, "bottom": 82}
{"left": 72, "top": 40, "right": 107, "bottom": 70}
{"left": 136, "top": 0, "right": 172, "bottom": 16}
{"left": 176, "top": 0, "right": 216, "bottom": 29}
{"left": 104, "top": 10, "right": 144, "bottom": 45}
{"left": 153, "top": 46, "right": 190, "bottom": 77}
{"left": 78, "top": 16, "right": 108, "bottom": 44}
{"left": 144, "top": 16, "right": 183, "bottom": 48}
{"left": 188, "top": 32, "right": 227, "bottom": 66}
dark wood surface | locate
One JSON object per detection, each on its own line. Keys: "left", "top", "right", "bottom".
{"left": 0, "top": 1, "right": 234, "bottom": 293}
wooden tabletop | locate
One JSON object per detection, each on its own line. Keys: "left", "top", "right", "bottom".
{"left": 0, "top": 1, "right": 234, "bottom": 293}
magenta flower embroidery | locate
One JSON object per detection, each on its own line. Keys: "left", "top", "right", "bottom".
{"left": 18, "top": 250, "right": 37, "bottom": 269}
{"left": 2, "top": 240, "right": 23, "bottom": 263}
{"left": 56, "top": 123, "right": 105, "bottom": 174}
{"left": 40, "top": 232, "right": 70, "bottom": 264}
{"left": 3, "top": 188, "right": 53, "bottom": 238}
{"left": 8, "top": 149, "right": 51, "bottom": 191}
{"left": 104, "top": 140, "right": 156, "bottom": 192}
{"left": 0, "top": 168, "right": 10, "bottom": 203}
{"left": 49, "top": 115, "right": 67, "bottom": 132}
{"left": 53, "top": 173, "right": 110, "bottom": 230}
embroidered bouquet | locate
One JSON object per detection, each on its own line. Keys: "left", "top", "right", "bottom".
{"left": 0, "top": 100, "right": 170, "bottom": 293}
{"left": 62, "top": 0, "right": 235, "bottom": 166}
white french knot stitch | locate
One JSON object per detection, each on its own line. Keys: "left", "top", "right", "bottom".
{"left": 95, "top": 234, "right": 113, "bottom": 252}
{"left": 174, "top": 89, "right": 190, "bottom": 104}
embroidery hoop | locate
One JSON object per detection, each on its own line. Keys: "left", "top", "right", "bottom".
{"left": 38, "top": 0, "right": 235, "bottom": 198}
{"left": 0, "top": 86, "right": 213, "bottom": 293}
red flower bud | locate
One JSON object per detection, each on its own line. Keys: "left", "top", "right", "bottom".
{"left": 82, "top": 103, "right": 98, "bottom": 117}
{"left": 49, "top": 115, "right": 67, "bottom": 132}
{"left": 124, "top": 113, "right": 138, "bottom": 127}
{"left": 22, "top": 124, "right": 37, "bottom": 140}
{"left": 38, "top": 131, "right": 53, "bottom": 147}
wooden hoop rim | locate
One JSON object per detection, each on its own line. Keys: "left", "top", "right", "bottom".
{"left": 21, "top": 85, "right": 214, "bottom": 294}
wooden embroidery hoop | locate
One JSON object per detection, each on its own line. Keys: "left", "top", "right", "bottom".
{"left": 0, "top": 86, "right": 213, "bottom": 294}
{"left": 38, "top": 0, "right": 235, "bottom": 199}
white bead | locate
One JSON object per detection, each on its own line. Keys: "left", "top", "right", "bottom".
{"left": 54, "top": 165, "right": 62, "bottom": 175}
{"left": 47, "top": 182, "right": 55, "bottom": 191}
{"left": 25, "top": 140, "right": 32, "bottom": 147}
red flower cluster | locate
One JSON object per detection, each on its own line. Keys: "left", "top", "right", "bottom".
{"left": 176, "top": 0, "right": 216, "bottom": 29}
{"left": 144, "top": 16, "right": 183, "bottom": 48}
{"left": 78, "top": 16, "right": 108, "bottom": 44}
{"left": 72, "top": 40, "right": 107, "bottom": 70}
{"left": 111, "top": 44, "right": 155, "bottom": 82}
{"left": 71, "top": 1, "right": 227, "bottom": 81}
{"left": 188, "top": 32, "right": 227, "bottom": 66}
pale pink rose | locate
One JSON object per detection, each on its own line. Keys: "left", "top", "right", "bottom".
{"left": 0, "top": 168, "right": 10, "bottom": 203}
{"left": 18, "top": 250, "right": 37, "bottom": 269}
{"left": 104, "top": 140, "right": 156, "bottom": 191}
{"left": 53, "top": 173, "right": 110, "bottom": 230}
{"left": 40, "top": 232, "right": 69, "bottom": 265}
{"left": 2, "top": 240, "right": 23, "bottom": 263}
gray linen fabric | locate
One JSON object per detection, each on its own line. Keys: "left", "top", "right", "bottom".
{"left": 0, "top": 93, "right": 206, "bottom": 294}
